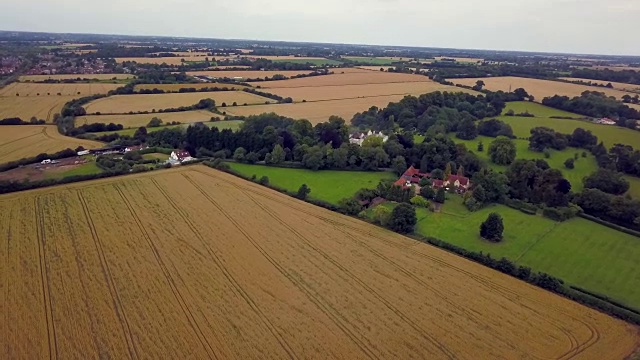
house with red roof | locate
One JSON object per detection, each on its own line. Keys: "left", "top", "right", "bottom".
{"left": 394, "top": 165, "right": 470, "bottom": 193}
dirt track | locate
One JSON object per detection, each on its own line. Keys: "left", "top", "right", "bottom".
{"left": 0, "top": 165, "right": 637, "bottom": 359}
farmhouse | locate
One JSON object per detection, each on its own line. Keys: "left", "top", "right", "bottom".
{"left": 596, "top": 117, "right": 617, "bottom": 125}
{"left": 394, "top": 166, "right": 470, "bottom": 193}
{"left": 349, "top": 130, "right": 389, "bottom": 146}
{"left": 170, "top": 150, "right": 194, "bottom": 163}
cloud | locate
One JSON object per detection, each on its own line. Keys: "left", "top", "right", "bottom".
{"left": 1, "top": 0, "right": 639, "bottom": 55}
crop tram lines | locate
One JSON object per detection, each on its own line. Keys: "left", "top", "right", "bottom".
{"left": 150, "top": 177, "right": 297, "bottom": 360}
{"left": 182, "top": 172, "right": 380, "bottom": 360}
{"left": 195, "top": 169, "right": 599, "bottom": 359}
{"left": 34, "top": 196, "right": 58, "bottom": 360}
{"left": 236, "top": 186, "right": 457, "bottom": 360}
{"left": 77, "top": 190, "right": 139, "bottom": 360}
{"left": 113, "top": 184, "right": 218, "bottom": 360}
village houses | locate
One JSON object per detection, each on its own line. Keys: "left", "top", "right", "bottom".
{"left": 349, "top": 130, "right": 389, "bottom": 146}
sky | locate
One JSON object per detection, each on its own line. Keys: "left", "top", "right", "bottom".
{"left": 2, "top": 0, "right": 640, "bottom": 56}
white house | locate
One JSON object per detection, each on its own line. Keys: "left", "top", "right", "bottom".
{"left": 40, "top": 159, "right": 52, "bottom": 164}
{"left": 349, "top": 130, "right": 389, "bottom": 146}
{"left": 170, "top": 150, "right": 194, "bottom": 163}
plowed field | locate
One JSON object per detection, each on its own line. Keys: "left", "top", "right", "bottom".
{"left": 0, "top": 125, "right": 102, "bottom": 163}
{"left": 0, "top": 83, "right": 121, "bottom": 97}
{"left": 0, "top": 96, "right": 75, "bottom": 122}
{"left": 77, "top": 110, "right": 217, "bottom": 128}
{"left": 1, "top": 165, "right": 636, "bottom": 359}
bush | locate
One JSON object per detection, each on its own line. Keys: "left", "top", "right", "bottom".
{"left": 258, "top": 176, "right": 269, "bottom": 185}
{"left": 564, "top": 158, "right": 575, "bottom": 169}
{"left": 338, "top": 198, "right": 363, "bottom": 215}
{"left": 542, "top": 206, "right": 580, "bottom": 222}
{"left": 388, "top": 203, "right": 417, "bottom": 234}
{"left": 296, "top": 184, "right": 311, "bottom": 200}
{"left": 410, "top": 196, "right": 430, "bottom": 208}
{"left": 480, "top": 212, "right": 504, "bottom": 242}
{"left": 372, "top": 205, "right": 392, "bottom": 226}
{"left": 464, "top": 197, "right": 482, "bottom": 212}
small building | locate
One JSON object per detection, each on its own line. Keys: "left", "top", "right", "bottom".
{"left": 41, "top": 159, "right": 52, "bottom": 164}
{"left": 77, "top": 150, "right": 90, "bottom": 156}
{"left": 349, "top": 130, "right": 389, "bottom": 146}
{"left": 596, "top": 118, "right": 617, "bottom": 125}
{"left": 170, "top": 150, "right": 194, "bottom": 163}
{"left": 394, "top": 165, "right": 471, "bottom": 193}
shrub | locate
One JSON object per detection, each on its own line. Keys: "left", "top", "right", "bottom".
{"left": 388, "top": 203, "right": 417, "bottom": 234}
{"left": 542, "top": 206, "right": 580, "bottom": 222}
{"left": 480, "top": 212, "right": 504, "bottom": 242}
{"left": 258, "top": 176, "right": 269, "bottom": 185}
{"left": 564, "top": 158, "right": 575, "bottom": 169}
{"left": 410, "top": 196, "right": 430, "bottom": 208}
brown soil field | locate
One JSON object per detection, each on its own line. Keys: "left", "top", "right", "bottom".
{"left": 225, "top": 95, "right": 422, "bottom": 124}
{"left": 77, "top": 110, "right": 217, "bottom": 128}
{"left": 259, "top": 72, "right": 431, "bottom": 88}
{"left": 560, "top": 77, "right": 640, "bottom": 93}
{"left": 186, "top": 70, "right": 314, "bottom": 78}
{"left": 0, "top": 165, "right": 637, "bottom": 359}
{"left": 83, "top": 91, "right": 274, "bottom": 114}
{"left": 19, "top": 74, "right": 134, "bottom": 82}
{"left": 0, "top": 125, "right": 102, "bottom": 163}
{"left": 0, "top": 95, "right": 76, "bottom": 122}
{"left": 134, "top": 83, "right": 247, "bottom": 92}
{"left": 452, "top": 76, "right": 637, "bottom": 102}
{"left": 267, "top": 81, "right": 473, "bottom": 102}
{"left": 0, "top": 83, "right": 121, "bottom": 97}
{"left": 0, "top": 157, "right": 89, "bottom": 182}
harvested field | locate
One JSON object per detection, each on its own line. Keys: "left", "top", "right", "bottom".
{"left": 226, "top": 95, "right": 439, "bottom": 124}
{"left": 451, "top": 76, "right": 637, "bottom": 102}
{"left": 589, "top": 65, "right": 640, "bottom": 72}
{"left": 0, "top": 125, "right": 102, "bottom": 163}
{"left": 185, "top": 70, "right": 314, "bottom": 78}
{"left": 259, "top": 72, "right": 432, "bottom": 88}
{"left": 19, "top": 74, "right": 134, "bottom": 82}
{"left": 356, "top": 66, "right": 396, "bottom": 71}
{"left": 77, "top": 110, "right": 217, "bottom": 128}
{"left": 83, "top": 92, "right": 274, "bottom": 114}
{"left": 0, "top": 165, "right": 637, "bottom": 359}
{"left": 0, "top": 95, "right": 76, "bottom": 122}
{"left": 149, "top": 51, "right": 210, "bottom": 57}
{"left": 0, "top": 82, "right": 121, "bottom": 97}
{"left": 134, "top": 83, "right": 247, "bottom": 92}
{"left": 267, "top": 81, "right": 474, "bottom": 102}
{"left": 560, "top": 77, "right": 640, "bottom": 93}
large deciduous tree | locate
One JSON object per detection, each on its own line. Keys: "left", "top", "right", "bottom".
{"left": 488, "top": 136, "right": 517, "bottom": 165}
{"left": 480, "top": 213, "right": 504, "bottom": 242}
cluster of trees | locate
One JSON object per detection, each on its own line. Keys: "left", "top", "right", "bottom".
{"left": 542, "top": 91, "right": 640, "bottom": 126}
{"left": 243, "top": 88, "right": 293, "bottom": 103}
{"left": 570, "top": 68, "right": 640, "bottom": 86}
{"left": 135, "top": 86, "right": 237, "bottom": 95}
{"left": 592, "top": 143, "right": 640, "bottom": 177}
{"left": 477, "top": 118, "right": 514, "bottom": 138}
{"left": 0, "top": 117, "right": 45, "bottom": 125}
{"left": 505, "top": 159, "right": 572, "bottom": 208}
{"left": 574, "top": 189, "right": 640, "bottom": 231}
{"left": 351, "top": 91, "right": 511, "bottom": 132}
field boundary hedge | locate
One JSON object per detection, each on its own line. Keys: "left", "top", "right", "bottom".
{"left": 207, "top": 161, "right": 640, "bottom": 326}
{"left": 578, "top": 213, "right": 640, "bottom": 238}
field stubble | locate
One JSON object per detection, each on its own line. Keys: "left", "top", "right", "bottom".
{"left": 0, "top": 166, "right": 636, "bottom": 359}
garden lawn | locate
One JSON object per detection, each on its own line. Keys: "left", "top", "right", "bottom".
{"left": 142, "top": 153, "right": 170, "bottom": 161}
{"left": 503, "top": 101, "right": 582, "bottom": 118}
{"left": 45, "top": 162, "right": 103, "bottom": 179}
{"left": 227, "top": 163, "right": 396, "bottom": 204}
{"left": 451, "top": 135, "right": 598, "bottom": 192}
{"left": 371, "top": 196, "right": 640, "bottom": 309}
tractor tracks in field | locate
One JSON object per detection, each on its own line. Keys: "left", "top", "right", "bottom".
{"left": 34, "top": 196, "right": 58, "bottom": 360}
{"left": 152, "top": 177, "right": 297, "bottom": 360}
{"left": 113, "top": 184, "right": 219, "bottom": 360}
{"left": 194, "top": 169, "right": 600, "bottom": 359}
{"left": 233, "top": 182, "right": 457, "bottom": 360}
{"left": 182, "top": 172, "right": 380, "bottom": 360}
{"left": 77, "top": 190, "right": 139, "bottom": 360}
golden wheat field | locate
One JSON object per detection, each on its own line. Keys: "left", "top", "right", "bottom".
{"left": 133, "top": 83, "right": 247, "bottom": 92}
{"left": 268, "top": 81, "right": 474, "bottom": 102}
{"left": 224, "top": 94, "right": 434, "bottom": 124}
{"left": 19, "top": 74, "right": 134, "bottom": 82}
{"left": 0, "top": 125, "right": 102, "bottom": 163}
{"left": 185, "top": 70, "right": 314, "bottom": 78}
{"left": 452, "top": 76, "right": 636, "bottom": 102}
{"left": 83, "top": 91, "right": 274, "bottom": 114}
{"left": 0, "top": 166, "right": 637, "bottom": 359}
{"left": 560, "top": 78, "right": 640, "bottom": 93}
{"left": 0, "top": 83, "right": 121, "bottom": 97}
{"left": 77, "top": 110, "right": 217, "bottom": 128}
{"left": 259, "top": 72, "right": 431, "bottom": 88}
{"left": 0, "top": 95, "right": 76, "bottom": 122}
